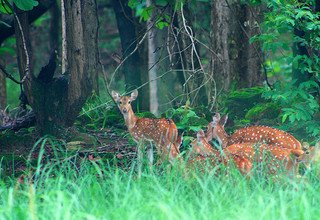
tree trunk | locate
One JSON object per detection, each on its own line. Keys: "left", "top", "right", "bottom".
{"left": 238, "top": 4, "right": 264, "bottom": 88}
{"left": 147, "top": 0, "right": 159, "bottom": 115}
{"left": 210, "top": 0, "right": 263, "bottom": 92}
{"left": 112, "top": 0, "right": 149, "bottom": 111}
{"left": 14, "top": 0, "right": 99, "bottom": 135}
{"left": 50, "top": 0, "right": 60, "bottom": 51}
{"left": 63, "top": 0, "right": 99, "bottom": 124}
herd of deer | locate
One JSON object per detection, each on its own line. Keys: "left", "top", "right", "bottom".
{"left": 112, "top": 90, "right": 320, "bottom": 177}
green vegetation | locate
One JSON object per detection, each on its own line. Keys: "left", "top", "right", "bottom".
{"left": 1, "top": 148, "right": 320, "bottom": 220}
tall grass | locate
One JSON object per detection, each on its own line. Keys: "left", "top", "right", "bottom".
{"left": 1, "top": 139, "right": 320, "bottom": 220}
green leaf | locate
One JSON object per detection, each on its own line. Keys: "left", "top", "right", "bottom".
{"left": 156, "top": 21, "right": 169, "bottom": 29}
{"left": 0, "top": 1, "right": 12, "bottom": 14}
{"left": 281, "top": 114, "right": 288, "bottom": 123}
{"left": 13, "top": 0, "right": 38, "bottom": 11}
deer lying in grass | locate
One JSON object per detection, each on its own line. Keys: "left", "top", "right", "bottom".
{"left": 190, "top": 129, "right": 302, "bottom": 175}
{"left": 206, "top": 113, "right": 303, "bottom": 151}
{"left": 112, "top": 90, "right": 181, "bottom": 170}
{"left": 188, "top": 130, "right": 252, "bottom": 175}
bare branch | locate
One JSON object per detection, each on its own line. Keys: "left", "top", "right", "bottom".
{"left": 3, "top": 0, "right": 31, "bottom": 83}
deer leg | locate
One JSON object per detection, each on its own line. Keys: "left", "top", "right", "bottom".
{"left": 137, "top": 141, "right": 145, "bottom": 178}
{"left": 147, "top": 142, "right": 154, "bottom": 166}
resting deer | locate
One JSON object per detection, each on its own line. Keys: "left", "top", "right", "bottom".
{"left": 225, "top": 142, "right": 303, "bottom": 175}
{"left": 191, "top": 130, "right": 302, "bottom": 175}
{"left": 188, "top": 130, "right": 252, "bottom": 175}
{"left": 206, "top": 113, "right": 302, "bottom": 151}
{"left": 111, "top": 90, "right": 181, "bottom": 168}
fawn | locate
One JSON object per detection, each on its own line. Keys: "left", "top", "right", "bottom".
{"left": 206, "top": 113, "right": 302, "bottom": 151}
{"left": 111, "top": 90, "right": 181, "bottom": 168}
{"left": 188, "top": 129, "right": 252, "bottom": 175}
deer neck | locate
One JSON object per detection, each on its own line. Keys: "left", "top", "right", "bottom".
{"left": 123, "top": 108, "right": 138, "bottom": 130}
{"left": 216, "top": 126, "right": 229, "bottom": 148}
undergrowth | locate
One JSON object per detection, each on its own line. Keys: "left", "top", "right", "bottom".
{"left": 0, "top": 138, "right": 320, "bottom": 220}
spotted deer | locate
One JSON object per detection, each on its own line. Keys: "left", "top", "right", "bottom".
{"left": 191, "top": 130, "right": 303, "bottom": 175}
{"left": 206, "top": 113, "right": 302, "bottom": 151}
{"left": 111, "top": 90, "right": 181, "bottom": 167}
{"left": 188, "top": 130, "right": 252, "bottom": 175}
{"left": 225, "top": 142, "right": 303, "bottom": 175}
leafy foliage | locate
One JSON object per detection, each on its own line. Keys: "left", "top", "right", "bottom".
{"left": 251, "top": 0, "right": 320, "bottom": 137}
{"left": 0, "top": 0, "right": 38, "bottom": 13}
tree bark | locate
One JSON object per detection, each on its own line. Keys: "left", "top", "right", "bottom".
{"left": 147, "top": 0, "right": 159, "bottom": 115}
{"left": 112, "top": 0, "right": 149, "bottom": 111}
{"left": 63, "top": 0, "right": 99, "bottom": 124}
{"left": 210, "top": 0, "right": 263, "bottom": 92}
{"left": 238, "top": 4, "right": 264, "bottom": 88}
{"left": 50, "top": 0, "right": 60, "bottom": 51}
{"left": 13, "top": 0, "right": 99, "bottom": 135}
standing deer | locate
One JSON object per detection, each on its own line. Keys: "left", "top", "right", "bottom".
{"left": 206, "top": 113, "right": 302, "bottom": 151}
{"left": 111, "top": 90, "right": 181, "bottom": 169}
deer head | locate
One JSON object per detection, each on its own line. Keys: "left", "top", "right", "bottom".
{"left": 296, "top": 142, "right": 320, "bottom": 169}
{"left": 206, "top": 113, "right": 228, "bottom": 147}
{"left": 191, "top": 129, "right": 216, "bottom": 156}
{"left": 111, "top": 90, "right": 138, "bottom": 115}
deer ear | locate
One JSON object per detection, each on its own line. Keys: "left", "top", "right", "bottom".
{"left": 130, "top": 89, "right": 138, "bottom": 101}
{"left": 220, "top": 114, "right": 228, "bottom": 127}
{"left": 197, "top": 129, "right": 205, "bottom": 141}
{"left": 111, "top": 91, "right": 120, "bottom": 102}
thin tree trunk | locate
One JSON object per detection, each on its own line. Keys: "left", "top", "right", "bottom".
{"left": 50, "top": 0, "right": 60, "bottom": 51}
{"left": 61, "top": 0, "right": 67, "bottom": 74}
{"left": 14, "top": 9, "right": 34, "bottom": 105}
{"left": 147, "top": 0, "right": 159, "bottom": 115}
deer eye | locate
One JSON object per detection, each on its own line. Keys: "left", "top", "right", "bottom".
{"left": 119, "top": 101, "right": 122, "bottom": 104}
{"left": 306, "top": 151, "right": 310, "bottom": 155}
{"left": 128, "top": 100, "right": 131, "bottom": 104}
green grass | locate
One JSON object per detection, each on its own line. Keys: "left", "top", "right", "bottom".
{"left": 1, "top": 145, "right": 320, "bottom": 220}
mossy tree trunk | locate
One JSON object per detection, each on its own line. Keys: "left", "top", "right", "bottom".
{"left": 210, "top": 1, "right": 264, "bottom": 92}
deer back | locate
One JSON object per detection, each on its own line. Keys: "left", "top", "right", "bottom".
{"left": 229, "top": 126, "right": 302, "bottom": 150}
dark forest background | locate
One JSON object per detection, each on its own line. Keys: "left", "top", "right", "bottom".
{"left": 0, "top": 0, "right": 319, "bottom": 163}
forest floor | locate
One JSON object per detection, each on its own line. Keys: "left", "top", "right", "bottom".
{"left": 0, "top": 125, "right": 136, "bottom": 178}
